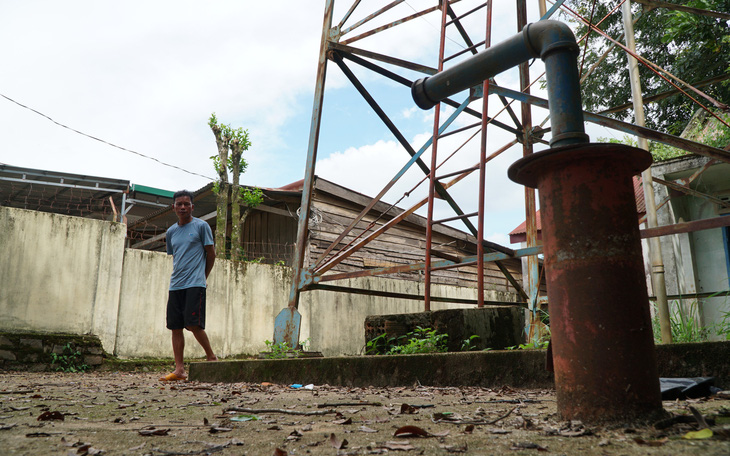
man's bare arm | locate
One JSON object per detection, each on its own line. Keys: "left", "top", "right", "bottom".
{"left": 204, "top": 245, "right": 216, "bottom": 279}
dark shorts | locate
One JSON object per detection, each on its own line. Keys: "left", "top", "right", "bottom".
{"left": 166, "top": 287, "right": 206, "bottom": 330}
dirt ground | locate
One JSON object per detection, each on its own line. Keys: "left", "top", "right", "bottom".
{"left": 1, "top": 370, "right": 729, "bottom": 456}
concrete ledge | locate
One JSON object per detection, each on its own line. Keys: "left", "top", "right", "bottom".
{"left": 191, "top": 341, "right": 730, "bottom": 389}
{"left": 0, "top": 332, "right": 105, "bottom": 371}
{"left": 191, "top": 350, "right": 552, "bottom": 388}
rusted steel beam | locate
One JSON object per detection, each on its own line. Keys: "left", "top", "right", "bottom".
{"left": 341, "top": 3, "right": 442, "bottom": 46}
{"left": 339, "top": 0, "right": 404, "bottom": 38}
{"left": 648, "top": 290, "right": 730, "bottom": 301}
{"left": 311, "top": 246, "right": 542, "bottom": 285}
{"left": 653, "top": 177, "right": 730, "bottom": 209}
{"left": 433, "top": 211, "right": 478, "bottom": 224}
{"left": 488, "top": 84, "right": 730, "bottom": 165}
{"left": 682, "top": 159, "right": 718, "bottom": 186}
{"left": 510, "top": 143, "right": 664, "bottom": 424}
{"left": 438, "top": 122, "right": 480, "bottom": 139}
{"left": 476, "top": 0, "right": 493, "bottom": 308}
{"left": 330, "top": 42, "right": 437, "bottom": 76}
{"left": 288, "top": 0, "right": 334, "bottom": 309}
{"left": 443, "top": 40, "right": 486, "bottom": 63}
{"left": 308, "top": 283, "right": 526, "bottom": 306}
{"left": 436, "top": 165, "right": 479, "bottom": 180}
{"left": 445, "top": 1, "right": 487, "bottom": 26}
{"left": 425, "top": 1, "right": 451, "bottom": 312}
{"left": 641, "top": 215, "right": 730, "bottom": 239}
{"left": 599, "top": 74, "right": 730, "bottom": 115}
{"left": 336, "top": 0, "right": 362, "bottom": 31}
{"left": 517, "top": 0, "right": 541, "bottom": 344}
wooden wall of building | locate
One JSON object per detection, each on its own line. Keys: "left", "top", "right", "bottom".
{"left": 307, "top": 190, "right": 523, "bottom": 295}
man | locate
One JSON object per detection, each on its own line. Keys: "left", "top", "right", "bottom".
{"left": 160, "top": 190, "right": 217, "bottom": 381}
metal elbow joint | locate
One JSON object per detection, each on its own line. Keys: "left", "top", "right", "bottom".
{"left": 411, "top": 20, "right": 588, "bottom": 147}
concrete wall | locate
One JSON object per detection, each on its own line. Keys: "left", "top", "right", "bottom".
{"left": 0, "top": 207, "right": 125, "bottom": 352}
{"left": 0, "top": 207, "right": 518, "bottom": 358}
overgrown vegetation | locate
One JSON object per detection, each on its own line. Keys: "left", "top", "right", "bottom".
{"left": 508, "top": 309, "right": 551, "bottom": 350}
{"left": 50, "top": 343, "right": 90, "bottom": 373}
{"left": 365, "top": 327, "right": 449, "bottom": 355}
{"left": 652, "top": 299, "right": 730, "bottom": 343}
{"left": 262, "top": 339, "right": 310, "bottom": 359}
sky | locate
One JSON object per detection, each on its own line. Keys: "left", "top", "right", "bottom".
{"left": 0, "top": 1, "right": 621, "bottom": 246}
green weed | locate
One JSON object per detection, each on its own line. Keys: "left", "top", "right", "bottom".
{"left": 262, "top": 338, "right": 310, "bottom": 359}
{"left": 366, "top": 326, "right": 448, "bottom": 355}
{"left": 50, "top": 343, "right": 89, "bottom": 373}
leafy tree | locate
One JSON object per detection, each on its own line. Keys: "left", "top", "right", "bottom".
{"left": 564, "top": 0, "right": 730, "bottom": 136}
{"left": 208, "top": 113, "right": 263, "bottom": 260}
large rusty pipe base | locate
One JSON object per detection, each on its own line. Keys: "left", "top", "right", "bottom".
{"left": 508, "top": 143, "right": 665, "bottom": 424}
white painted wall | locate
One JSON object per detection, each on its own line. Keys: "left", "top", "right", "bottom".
{"left": 0, "top": 207, "right": 125, "bottom": 351}
{"left": 0, "top": 207, "right": 518, "bottom": 358}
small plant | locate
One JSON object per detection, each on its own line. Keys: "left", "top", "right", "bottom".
{"left": 507, "top": 339, "right": 550, "bottom": 350}
{"left": 263, "top": 340, "right": 301, "bottom": 359}
{"left": 365, "top": 332, "right": 401, "bottom": 355}
{"left": 50, "top": 343, "right": 89, "bottom": 373}
{"left": 461, "top": 334, "right": 480, "bottom": 351}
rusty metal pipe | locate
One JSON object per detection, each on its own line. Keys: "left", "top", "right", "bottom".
{"left": 412, "top": 20, "right": 588, "bottom": 147}
{"left": 508, "top": 143, "right": 665, "bottom": 424}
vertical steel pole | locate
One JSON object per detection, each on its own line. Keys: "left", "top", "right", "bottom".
{"left": 476, "top": 0, "right": 493, "bottom": 308}
{"left": 621, "top": 1, "right": 672, "bottom": 343}
{"left": 517, "top": 0, "right": 541, "bottom": 343}
{"left": 288, "top": 0, "right": 335, "bottom": 309}
{"left": 424, "top": 1, "right": 450, "bottom": 312}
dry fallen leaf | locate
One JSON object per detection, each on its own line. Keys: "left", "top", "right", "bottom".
{"left": 510, "top": 441, "right": 548, "bottom": 451}
{"left": 400, "top": 403, "right": 418, "bottom": 414}
{"left": 382, "top": 441, "right": 416, "bottom": 450}
{"left": 138, "top": 428, "right": 170, "bottom": 436}
{"left": 273, "top": 448, "right": 287, "bottom": 456}
{"left": 394, "top": 425, "right": 431, "bottom": 437}
{"left": 37, "top": 411, "right": 64, "bottom": 421}
{"left": 634, "top": 437, "right": 669, "bottom": 446}
{"left": 441, "top": 443, "right": 468, "bottom": 453}
{"left": 329, "top": 432, "right": 348, "bottom": 449}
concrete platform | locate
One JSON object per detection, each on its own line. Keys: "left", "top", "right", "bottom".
{"left": 191, "top": 340, "right": 730, "bottom": 389}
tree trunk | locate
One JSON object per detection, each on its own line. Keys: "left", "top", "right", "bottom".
{"left": 215, "top": 184, "right": 229, "bottom": 258}
{"left": 210, "top": 124, "right": 229, "bottom": 257}
{"left": 230, "top": 140, "right": 242, "bottom": 261}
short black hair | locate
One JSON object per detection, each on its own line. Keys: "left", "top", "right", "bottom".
{"left": 173, "top": 190, "right": 194, "bottom": 203}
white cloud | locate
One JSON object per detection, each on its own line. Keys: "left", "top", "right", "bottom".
{"left": 0, "top": 1, "right": 324, "bottom": 190}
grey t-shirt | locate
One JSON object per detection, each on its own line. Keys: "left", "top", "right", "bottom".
{"left": 166, "top": 217, "right": 214, "bottom": 290}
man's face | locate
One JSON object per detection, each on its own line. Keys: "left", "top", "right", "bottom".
{"left": 173, "top": 196, "right": 193, "bottom": 221}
